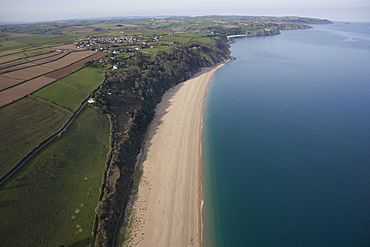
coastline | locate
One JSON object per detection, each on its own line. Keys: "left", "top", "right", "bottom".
{"left": 227, "top": 34, "right": 249, "bottom": 38}
{"left": 123, "top": 63, "right": 225, "bottom": 247}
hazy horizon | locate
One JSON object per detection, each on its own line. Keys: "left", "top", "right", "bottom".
{"left": 1, "top": 0, "right": 370, "bottom": 24}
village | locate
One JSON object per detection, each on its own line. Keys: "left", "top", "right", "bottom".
{"left": 75, "top": 34, "right": 161, "bottom": 52}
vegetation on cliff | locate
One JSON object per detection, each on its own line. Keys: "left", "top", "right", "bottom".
{"left": 90, "top": 40, "right": 230, "bottom": 246}
{"left": 88, "top": 16, "right": 333, "bottom": 246}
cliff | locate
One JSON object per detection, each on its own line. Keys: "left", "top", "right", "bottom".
{"left": 90, "top": 43, "right": 230, "bottom": 246}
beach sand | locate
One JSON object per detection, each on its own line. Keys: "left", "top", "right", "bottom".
{"left": 124, "top": 64, "right": 224, "bottom": 247}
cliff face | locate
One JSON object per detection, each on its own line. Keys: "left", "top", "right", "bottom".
{"left": 91, "top": 43, "right": 230, "bottom": 247}
{"left": 89, "top": 16, "right": 333, "bottom": 246}
{"left": 244, "top": 28, "right": 281, "bottom": 36}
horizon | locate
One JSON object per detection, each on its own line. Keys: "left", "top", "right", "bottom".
{"left": 1, "top": 0, "right": 370, "bottom": 24}
{"left": 1, "top": 11, "right": 370, "bottom": 26}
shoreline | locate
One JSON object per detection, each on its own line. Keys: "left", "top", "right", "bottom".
{"left": 197, "top": 64, "right": 226, "bottom": 247}
{"left": 123, "top": 63, "right": 225, "bottom": 247}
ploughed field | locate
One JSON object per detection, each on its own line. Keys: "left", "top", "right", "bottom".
{"left": 0, "top": 52, "right": 67, "bottom": 74}
{"left": 0, "top": 50, "right": 104, "bottom": 107}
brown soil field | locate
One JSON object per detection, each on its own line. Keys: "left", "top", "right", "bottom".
{"left": 0, "top": 58, "right": 28, "bottom": 70}
{"left": 52, "top": 44, "right": 80, "bottom": 51}
{"left": 31, "top": 52, "right": 67, "bottom": 65}
{"left": 2, "top": 66, "right": 54, "bottom": 80}
{"left": 0, "top": 53, "right": 67, "bottom": 74}
{"left": 0, "top": 76, "right": 55, "bottom": 107}
{"left": 44, "top": 53, "right": 105, "bottom": 79}
{"left": 0, "top": 76, "right": 23, "bottom": 91}
{"left": 43, "top": 51, "right": 95, "bottom": 69}
{"left": 26, "top": 51, "right": 59, "bottom": 61}
{"left": 0, "top": 63, "right": 32, "bottom": 75}
{"left": 0, "top": 53, "right": 25, "bottom": 64}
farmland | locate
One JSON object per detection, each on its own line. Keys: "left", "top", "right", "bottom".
{"left": 0, "top": 76, "right": 55, "bottom": 107}
{"left": 32, "top": 67, "right": 104, "bottom": 111}
{"left": 0, "top": 106, "right": 110, "bottom": 247}
{"left": 44, "top": 52, "right": 105, "bottom": 79}
{"left": 43, "top": 51, "right": 95, "bottom": 69}
{"left": 2, "top": 65, "right": 54, "bottom": 79}
{"left": 0, "top": 52, "right": 25, "bottom": 64}
{"left": 0, "top": 76, "right": 22, "bottom": 90}
{"left": 33, "top": 81, "right": 89, "bottom": 111}
{"left": 61, "top": 67, "right": 104, "bottom": 91}
{"left": 0, "top": 96, "right": 71, "bottom": 178}
{"left": 0, "top": 51, "right": 105, "bottom": 105}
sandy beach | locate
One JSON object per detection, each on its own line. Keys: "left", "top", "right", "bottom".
{"left": 124, "top": 64, "right": 224, "bottom": 247}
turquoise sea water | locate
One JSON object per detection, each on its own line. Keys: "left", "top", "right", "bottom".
{"left": 202, "top": 22, "right": 370, "bottom": 246}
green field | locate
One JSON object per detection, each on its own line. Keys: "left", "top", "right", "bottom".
{"left": 17, "top": 34, "right": 88, "bottom": 46}
{"left": 61, "top": 67, "right": 104, "bottom": 91}
{"left": 0, "top": 40, "right": 26, "bottom": 50}
{"left": 33, "top": 81, "right": 89, "bottom": 111}
{"left": 33, "top": 67, "right": 104, "bottom": 111}
{"left": 140, "top": 45, "right": 171, "bottom": 54}
{"left": 159, "top": 35, "right": 191, "bottom": 43}
{"left": 194, "top": 37, "right": 216, "bottom": 45}
{"left": 0, "top": 96, "right": 71, "bottom": 178}
{"left": 0, "top": 49, "right": 23, "bottom": 57}
{"left": 0, "top": 52, "right": 25, "bottom": 65}
{"left": 0, "top": 106, "right": 110, "bottom": 247}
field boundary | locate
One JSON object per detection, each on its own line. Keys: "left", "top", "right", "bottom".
{"left": 0, "top": 52, "right": 70, "bottom": 75}
{"left": 0, "top": 76, "right": 107, "bottom": 186}
{"left": 0, "top": 98, "right": 87, "bottom": 186}
{"left": 1, "top": 51, "right": 97, "bottom": 81}
{"left": 33, "top": 90, "right": 75, "bottom": 112}
{"left": 0, "top": 53, "right": 105, "bottom": 106}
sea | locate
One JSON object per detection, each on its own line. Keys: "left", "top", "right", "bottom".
{"left": 202, "top": 22, "right": 370, "bottom": 247}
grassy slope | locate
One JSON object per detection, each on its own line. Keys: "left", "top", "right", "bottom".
{"left": 0, "top": 106, "right": 110, "bottom": 247}
{"left": 0, "top": 96, "right": 71, "bottom": 178}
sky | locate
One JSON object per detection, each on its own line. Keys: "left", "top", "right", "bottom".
{"left": 1, "top": 0, "right": 369, "bottom": 23}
